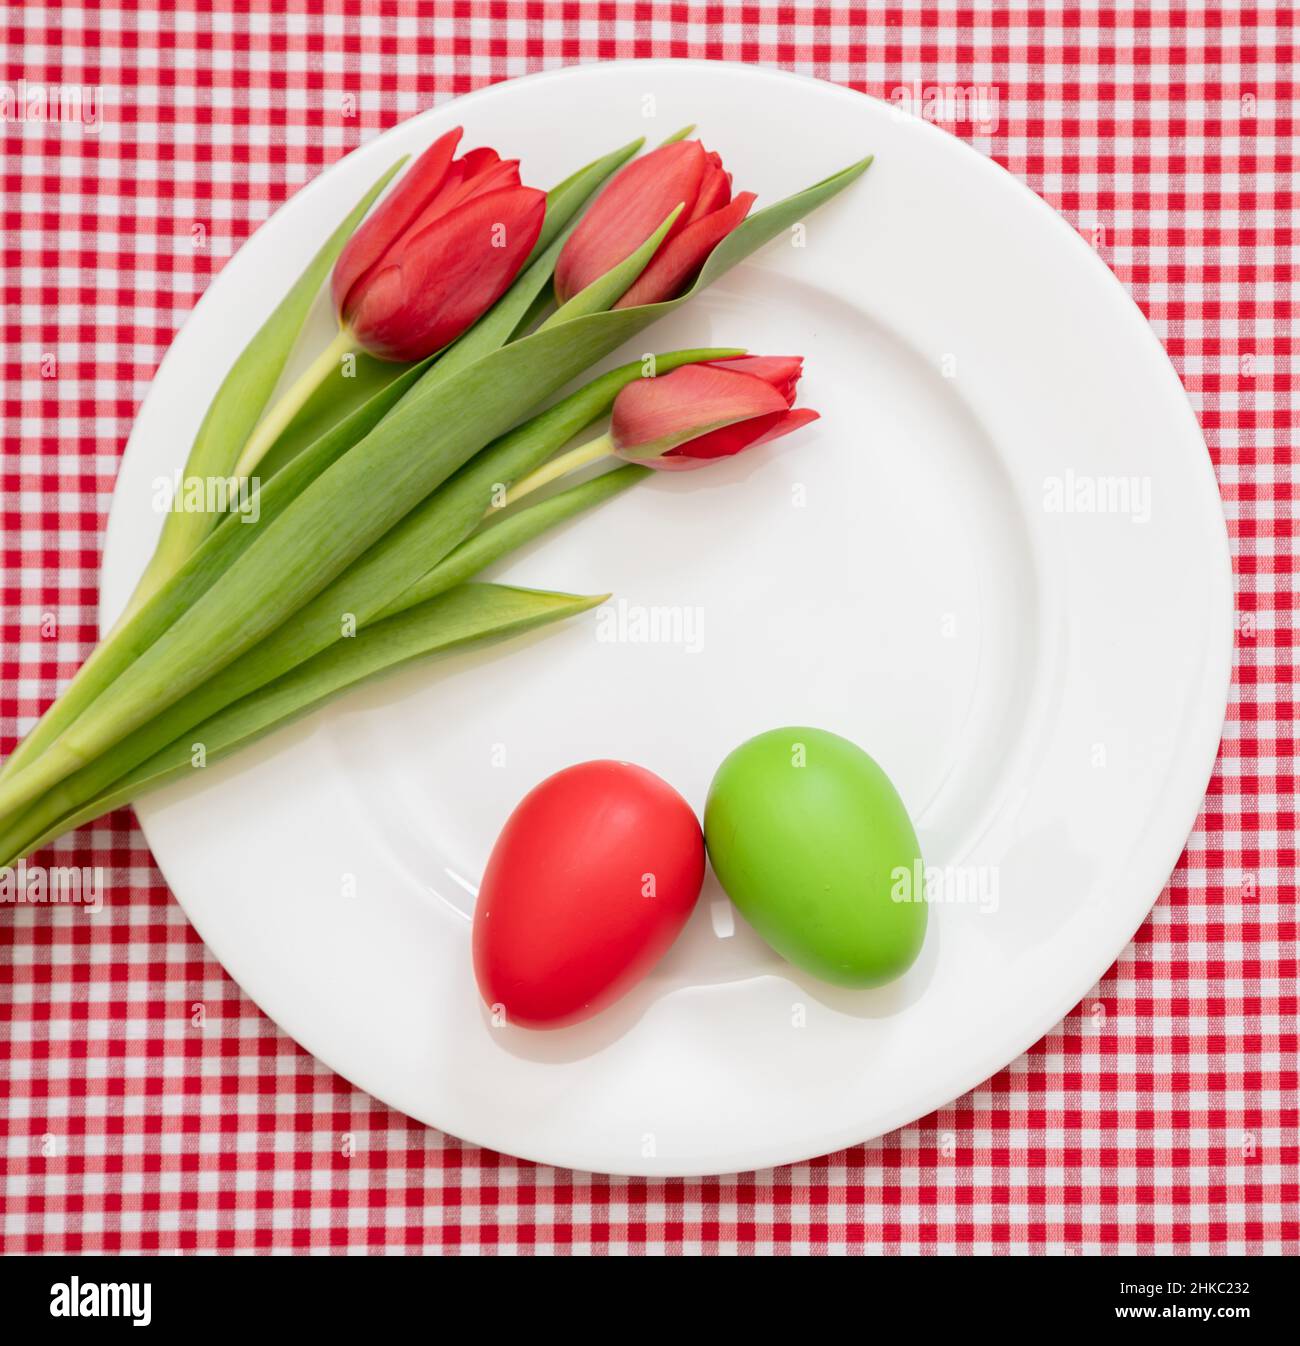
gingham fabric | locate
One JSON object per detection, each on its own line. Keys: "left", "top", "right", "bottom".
{"left": 1, "top": 2, "right": 1295, "bottom": 1255}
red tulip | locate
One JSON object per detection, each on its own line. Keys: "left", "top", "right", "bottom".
{"left": 554, "top": 139, "right": 755, "bottom": 309}
{"left": 332, "top": 127, "right": 546, "bottom": 361}
{"left": 610, "top": 356, "right": 819, "bottom": 470}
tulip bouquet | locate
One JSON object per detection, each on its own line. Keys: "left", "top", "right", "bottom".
{"left": 0, "top": 124, "right": 869, "bottom": 866}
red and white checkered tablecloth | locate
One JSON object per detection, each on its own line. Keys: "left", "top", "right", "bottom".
{"left": 1, "top": 2, "right": 1295, "bottom": 1255}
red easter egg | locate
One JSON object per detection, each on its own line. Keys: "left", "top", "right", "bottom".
{"left": 472, "top": 760, "right": 705, "bottom": 1029}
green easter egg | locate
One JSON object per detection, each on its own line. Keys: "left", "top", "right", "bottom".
{"left": 704, "top": 727, "right": 926, "bottom": 988}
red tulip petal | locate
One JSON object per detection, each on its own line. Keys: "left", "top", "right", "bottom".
{"left": 554, "top": 140, "right": 707, "bottom": 302}
{"left": 662, "top": 406, "right": 820, "bottom": 466}
{"left": 613, "top": 190, "right": 756, "bottom": 309}
{"left": 332, "top": 126, "right": 463, "bottom": 317}
{"left": 705, "top": 355, "right": 804, "bottom": 405}
{"left": 405, "top": 159, "right": 468, "bottom": 224}
{"left": 610, "top": 363, "right": 790, "bottom": 456}
{"left": 348, "top": 186, "right": 546, "bottom": 361}
{"left": 468, "top": 155, "right": 521, "bottom": 192}
{"left": 405, "top": 155, "right": 522, "bottom": 238}
{"left": 462, "top": 156, "right": 522, "bottom": 200}
{"left": 688, "top": 156, "right": 732, "bottom": 223}
{"left": 457, "top": 146, "right": 501, "bottom": 179}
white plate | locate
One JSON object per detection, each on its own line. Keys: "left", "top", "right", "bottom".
{"left": 101, "top": 61, "right": 1232, "bottom": 1176}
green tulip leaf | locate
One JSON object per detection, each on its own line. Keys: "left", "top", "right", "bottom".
{"left": 0, "top": 583, "right": 603, "bottom": 867}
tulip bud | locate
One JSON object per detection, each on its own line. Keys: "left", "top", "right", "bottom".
{"left": 610, "top": 356, "right": 819, "bottom": 470}
{"left": 333, "top": 127, "right": 546, "bottom": 361}
{"left": 555, "top": 139, "right": 754, "bottom": 310}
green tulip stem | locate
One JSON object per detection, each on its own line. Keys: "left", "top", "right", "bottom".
{"left": 232, "top": 326, "right": 357, "bottom": 480}
{"left": 499, "top": 431, "right": 614, "bottom": 508}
